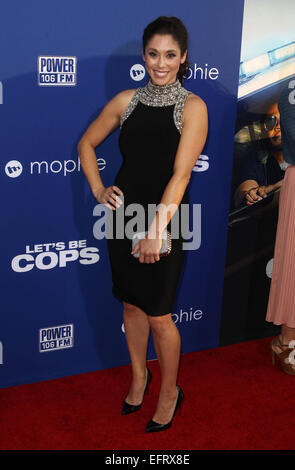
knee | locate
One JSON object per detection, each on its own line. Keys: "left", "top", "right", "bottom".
{"left": 148, "top": 314, "right": 173, "bottom": 335}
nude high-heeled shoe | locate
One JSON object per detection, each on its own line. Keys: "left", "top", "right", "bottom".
{"left": 270, "top": 335, "right": 295, "bottom": 376}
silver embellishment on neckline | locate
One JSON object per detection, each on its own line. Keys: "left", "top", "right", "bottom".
{"left": 120, "top": 78, "right": 191, "bottom": 134}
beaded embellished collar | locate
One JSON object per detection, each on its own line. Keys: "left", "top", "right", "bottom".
{"left": 142, "top": 78, "right": 182, "bottom": 106}
{"left": 120, "top": 77, "right": 191, "bottom": 133}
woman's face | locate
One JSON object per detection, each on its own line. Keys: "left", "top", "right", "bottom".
{"left": 142, "top": 34, "right": 187, "bottom": 86}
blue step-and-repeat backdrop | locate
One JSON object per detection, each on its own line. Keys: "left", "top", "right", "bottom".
{"left": 0, "top": 0, "right": 245, "bottom": 387}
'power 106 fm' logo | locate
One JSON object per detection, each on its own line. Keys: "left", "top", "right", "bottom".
{"left": 39, "top": 324, "right": 74, "bottom": 352}
{"left": 38, "top": 56, "right": 77, "bottom": 86}
{"left": 11, "top": 240, "right": 99, "bottom": 273}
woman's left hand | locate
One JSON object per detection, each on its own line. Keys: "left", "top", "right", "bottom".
{"left": 131, "top": 235, "right": 162, "bottom": 263}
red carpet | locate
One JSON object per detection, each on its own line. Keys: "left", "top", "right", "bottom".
{"left": 0, "top": 337, "right": 294, "bottom": 450}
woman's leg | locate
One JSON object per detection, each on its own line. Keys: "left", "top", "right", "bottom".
{"left": 123, "top": 301, "right": 151, "bottom": 405}
{"left": 148, "top": 314, "right": 181, "bottom": 424}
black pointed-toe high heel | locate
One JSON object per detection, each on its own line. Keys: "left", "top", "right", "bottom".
{"left": 121, "top": 368, "right": 152, "bottom": 415}
{"left": 145, "top": 385, "right": 184, "bottom": 433}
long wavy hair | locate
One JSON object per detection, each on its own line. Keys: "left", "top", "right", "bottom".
{"left": 142, "top": 16, "right": 190, "bottom": 85}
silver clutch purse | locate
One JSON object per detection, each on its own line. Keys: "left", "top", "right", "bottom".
{"left": 132, "top": 228, "right": 172, "bottom": 258}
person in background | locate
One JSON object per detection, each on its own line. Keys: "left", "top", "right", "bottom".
{"left": 234, "top": 102, "right": 287, "bottom": 208}
{"left": 266, "top": 82, "right": 295, "bottom": 375}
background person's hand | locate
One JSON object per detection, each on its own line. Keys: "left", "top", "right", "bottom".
{"left": 244, "top": 186, "right": 267, "bottom": 205}
{"left": 95, "top": 185, "right": 123, "bottom": 210}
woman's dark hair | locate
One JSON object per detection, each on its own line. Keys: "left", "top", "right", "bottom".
{"left": 142, "top": 16, "right": 190, "bottom": 85}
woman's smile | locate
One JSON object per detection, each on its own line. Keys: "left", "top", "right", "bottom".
{"left": 153, "top": 70, "right": 169, "bottom": 79}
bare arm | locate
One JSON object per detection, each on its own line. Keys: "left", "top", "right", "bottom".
{"left": 148, "top": 94, "right": 208, "bottom": 237}
{"left": 77, "top": 89, "right": 135, "bottom": 207}
{"left": 234, "top": 178, "right": 283, "bottom": 207}
{"left": 131, "top": 94, "right": 208, "bottom": 262}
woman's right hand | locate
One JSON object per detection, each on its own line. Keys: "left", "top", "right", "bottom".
{"left": 95, "top": 185, "right": 124, "bottom": 210}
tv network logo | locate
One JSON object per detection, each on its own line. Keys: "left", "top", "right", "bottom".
{"left": 38, "top": 56, "right": 77, "bottom": 86}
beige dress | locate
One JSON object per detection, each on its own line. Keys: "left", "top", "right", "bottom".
{"left": 266, "top": 164, "right": 295, "bottom": 328}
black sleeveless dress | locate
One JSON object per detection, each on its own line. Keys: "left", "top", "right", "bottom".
{"left": 106, "top": 78, "right": 191, "bottom": 316}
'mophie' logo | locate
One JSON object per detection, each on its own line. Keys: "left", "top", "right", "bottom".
{"left": 130, "top": 64, "right": 145, "bottom": 81}
{"left": 5, "top": 160, "right": 23, "bottom": 178}
{"left": 38, "top": 56, "right": 77, "bottom": 86}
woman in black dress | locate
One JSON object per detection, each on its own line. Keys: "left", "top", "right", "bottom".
{"left": 78, "top": 16, "right": 208, "bottom": 432}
